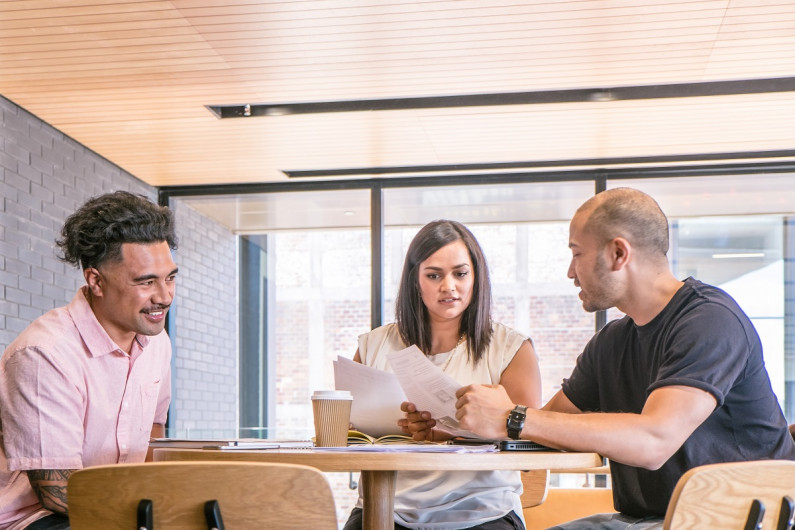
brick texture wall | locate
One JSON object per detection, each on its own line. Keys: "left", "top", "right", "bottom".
{"left": 0, "top": 96, "right": 154, "bottom": 348}
{"left": 0, "top": 95, "right": 236, "bottom": 436}
{"left": 168, "top": 199, "right": 238, "bottom": 437}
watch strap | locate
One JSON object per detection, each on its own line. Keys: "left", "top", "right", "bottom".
{"left": 506, "top": 405, "right": 527, "bottom": 440}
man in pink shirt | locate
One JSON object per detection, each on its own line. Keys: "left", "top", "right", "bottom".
{"left": 0, "top": 191, "right": 177, "bottom": 530}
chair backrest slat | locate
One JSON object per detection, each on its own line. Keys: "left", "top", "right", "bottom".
{"left": 664, "top": 460, "right": 795, "bottom": 530}
{"left": 520, "top": 469, "right": 549, "bottom": 508}
{"left": 67, "top": 461, "right": 339, "bottom": 530}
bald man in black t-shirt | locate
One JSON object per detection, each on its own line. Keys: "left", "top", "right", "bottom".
{"left": 450, "top": 188, "right": 795, "bottom": 529}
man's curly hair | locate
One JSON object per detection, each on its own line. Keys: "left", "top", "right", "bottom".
{"left": 56, "top": 190, "right": 177, "bottom": 270}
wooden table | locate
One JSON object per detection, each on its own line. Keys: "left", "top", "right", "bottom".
{"left": 154, "top": 447, "right": 602, "bottom": 530}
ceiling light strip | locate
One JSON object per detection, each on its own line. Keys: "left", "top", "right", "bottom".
{"left": 283, "top": 149, "right": 795, "bottom": 179}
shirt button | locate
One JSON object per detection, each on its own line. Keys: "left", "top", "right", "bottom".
{"left": 121, "top": 444, "right": 127, "bottom": 449}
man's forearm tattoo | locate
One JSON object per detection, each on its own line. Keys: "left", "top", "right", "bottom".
{"left": 26, "top": 469, "right": 74, "bottom": 515}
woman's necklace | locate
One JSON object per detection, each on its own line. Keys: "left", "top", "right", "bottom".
{"left": 438, "top": 333, "right": 466, "bottom": 372}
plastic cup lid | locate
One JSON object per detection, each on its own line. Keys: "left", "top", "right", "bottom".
{"left": 311, "top": 390, "right": 352, "bottom": 400}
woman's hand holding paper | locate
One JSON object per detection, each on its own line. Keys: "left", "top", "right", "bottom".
{"left": 398, "top": 401, "right": 450, "bottom": 441}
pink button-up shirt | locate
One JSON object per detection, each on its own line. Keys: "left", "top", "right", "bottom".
{"left": 0, "top": 287, "right": 172, "bottom": 529}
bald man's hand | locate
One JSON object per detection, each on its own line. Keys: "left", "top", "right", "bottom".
{"left": 455, "top": 384, "right": 515, "bottom": 440}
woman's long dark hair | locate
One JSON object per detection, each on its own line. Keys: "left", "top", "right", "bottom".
{"left": 394, "top": 220, "right": 493, "bottom": 364}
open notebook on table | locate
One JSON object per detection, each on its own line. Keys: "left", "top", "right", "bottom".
{"left": 347, "top": 429, "right": 418, "bottom": 445}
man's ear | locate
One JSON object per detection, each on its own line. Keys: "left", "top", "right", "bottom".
{"left": 610, "top": 237, "right": 631, "bottom": 271}
{"left": 84, "top": 267, "right": 104, "bottom": 297}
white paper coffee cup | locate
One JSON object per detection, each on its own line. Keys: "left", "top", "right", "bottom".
{"left": 311, "top": 390, "right": 353, "bottom": 447}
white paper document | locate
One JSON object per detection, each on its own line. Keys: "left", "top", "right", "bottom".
{"left": 334, "top": 356, "right": 407, "bottom": 437}
{"left": 386, "top": 345, "right": 480, "bottom": 438}
{"left": 205, "top": 440, "right": 313, "bottom": 450}
{"left": 313, "top": 443, "right": 497, "bottom": 453}
{"left": 149, "top": 438, "right": 312, "bottom": 450}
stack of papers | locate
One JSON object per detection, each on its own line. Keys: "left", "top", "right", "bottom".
{"left": 334, "top": 356, "right": 406, "bottom": 437}
{"left": 314, "top": 443, "right": 498, "bottom": 453}
{"left": 334, "top": 345, "right": 480, "bottom": 439}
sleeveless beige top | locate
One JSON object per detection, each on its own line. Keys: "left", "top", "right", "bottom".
{"left": 357, "top": 322, "right": 529, "bottom": 529}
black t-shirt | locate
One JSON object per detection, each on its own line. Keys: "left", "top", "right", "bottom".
{"left": 562, "top": 277, "right": 795, "bottom": 517}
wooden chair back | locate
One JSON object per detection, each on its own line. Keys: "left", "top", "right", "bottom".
{"left": 67, "top": 461, "right": 338, "bottom": 529}
{"left": 520, "top": 469, "right": 550, "bottom": 509}
{"left": 663, "top": 459, "right": 795, "bottom": 530}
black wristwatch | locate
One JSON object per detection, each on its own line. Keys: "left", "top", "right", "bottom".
{"left": 506, "top": 405, "right": 527, "bottom": 440}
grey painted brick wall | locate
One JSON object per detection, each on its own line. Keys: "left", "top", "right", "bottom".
{"left": 169, "top": 199, "right": 238, "bottom": 436}
{"left": 0, "top": 95, "right": 154, "bottom": 348}
{"left": 0, "top": 95, "right": 238, "bottom": 435}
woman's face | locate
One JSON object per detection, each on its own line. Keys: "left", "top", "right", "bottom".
{"left": 417, "top": 240, "right": 474, "bottom": 324}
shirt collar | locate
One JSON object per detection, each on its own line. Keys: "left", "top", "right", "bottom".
{"left": 68, "top": 286, "right": 152, "bottom": 357}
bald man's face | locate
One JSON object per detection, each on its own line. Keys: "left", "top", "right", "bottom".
{"left": 567, "top": 211, "right": 620, "bottom": 312}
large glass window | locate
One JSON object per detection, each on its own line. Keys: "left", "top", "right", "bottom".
{"left": 173, "top": 173, "right": 795, "bottom": 433}
{"left": 176, "top": 189, "right": 372, "bottom": 439}
{"left": 180, "top": 189, "right": 372, "bottom": 522}
{"left": 231, "top": 190, "right": 372, "bottom": 437}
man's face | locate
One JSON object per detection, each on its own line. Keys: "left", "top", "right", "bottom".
{"left": 567, "top": 212, "right": 619, "bottom": 313}
{"left": 86, "top": 241, "right": 178, "bottom": 350}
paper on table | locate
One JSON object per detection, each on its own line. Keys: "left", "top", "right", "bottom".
{"left": 387, "top": 345, "right": 480, "bottom": 438}
{"left": 334, "top": 355, "right": 407, "bottom": 438}
{"left": 150, "top": 438, "right": 312, "bottom": 450}
{"left": 313, "top": 443, "right": 497, "bottom": 453}
{"left": 149, "top": 438, "right": 263, "bottom": 449}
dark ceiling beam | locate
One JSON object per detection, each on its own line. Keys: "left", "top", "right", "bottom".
{"left": 207, "top": 76, "right": 795, "bottom": 119}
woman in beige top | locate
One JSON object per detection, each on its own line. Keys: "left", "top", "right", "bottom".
{"left": 343, "top": 219, "right": 542, "bottom": 530}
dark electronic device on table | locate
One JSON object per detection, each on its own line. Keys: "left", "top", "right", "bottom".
{"left": 449, "top": 438, "right": 557, "bottom": 451}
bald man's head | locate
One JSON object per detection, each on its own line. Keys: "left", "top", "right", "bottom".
{"left": 576, "top": 188, "right": 670, "bottom": 259}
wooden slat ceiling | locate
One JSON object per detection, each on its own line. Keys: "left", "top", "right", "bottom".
{"left": 1, "top": 0, "right": 794, "bottom": 187}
